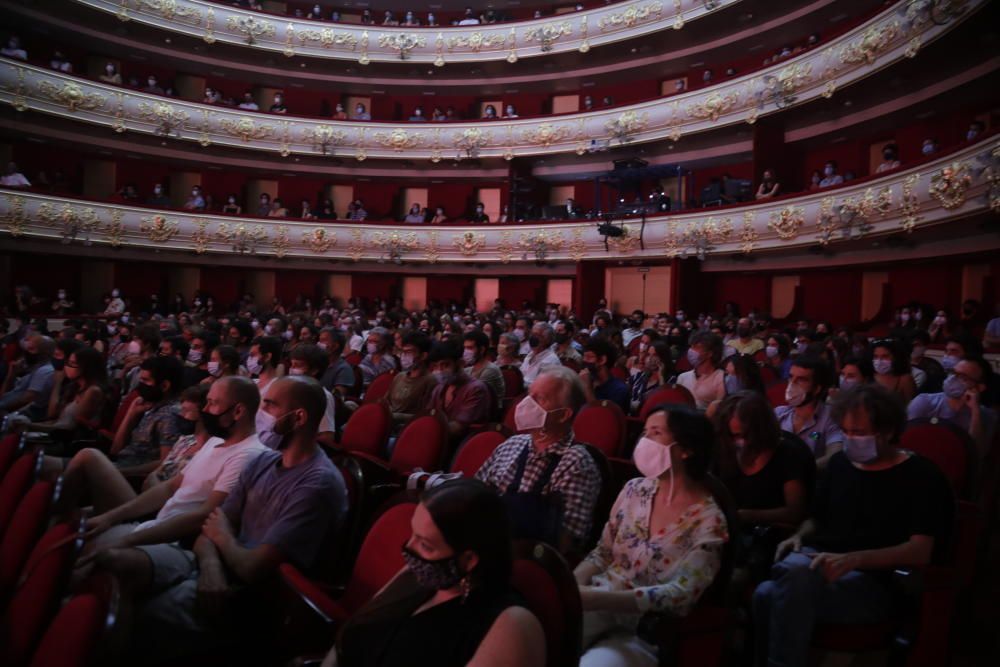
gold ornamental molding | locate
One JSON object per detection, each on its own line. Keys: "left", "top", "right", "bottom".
{"left": 74, "top": 0, "right": 734, "bottom": 64}
{"left": 1, "top": 138, "right": 995, "bottom": 264}
{"left": 1, "top": 0, "right": 985, "bottom": 162}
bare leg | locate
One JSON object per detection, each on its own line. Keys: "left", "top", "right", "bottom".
{"left": 57, "top": 448, "right": 137, "bottom": 514}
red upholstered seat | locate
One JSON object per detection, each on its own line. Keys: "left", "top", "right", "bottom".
{"left": 511, "top": 540, "right": 582, "bottom": 667}
{"left": 389, "top": 414, "right": 446, "bottom": 476}
{"left": 449, "top": 429, "right": 507, "bottom": 477}
{"left": 675, "top": 355, "right": 693, "bottom": 373}
{"left": 344, "top": 352, "right": 362, "bottom": 366}
{"left": 0, "top": 521, "right": 79, "bottom": 667}
{"left": 573, "top": 400, "right": 626, "bottom": 458}
{"left": 502, "top": 393, "right": 526, "bottom": 434}
{"left": 766, "top": 381, "right": 788, "bottom": 407}
{"left": 98, "top": 389, "right": 138, "bottom": 442}
{"left": 340, "top": 402, "right": 391, "bottom": 458}
{"left": 758, "top": 364, "right": 777, "bottom": 385}
{"left": 0, "top": 452, "right": 39, "bottom": 544}
{"left": 901, "top": 419, "right": 975, "bottom": 496}
{"left": 363, "top": 371, "right": 396, "bottom": 405}
{"left": 0, "top": 481, "right": 54, "bottom": 600}
{"left": 500, "top": 366, "right": 524, "bottom": 399}
{"left": 638, "top": 385, "right": 696, "bottom": 420}
{"left": 0, "top": 433, "right": 23, "bottom": 481}
{"left": 28, "top": 593, "right": 104, "bottom": 667}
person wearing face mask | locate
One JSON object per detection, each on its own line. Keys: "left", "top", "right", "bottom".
{"left": 22, "top": 344, "right": 104, "bottom": 440}
{"left": 907, "top": 330, "right": 944, "bottom": 394}
{"left": 628, "top": 340, "right": 674, "bottom": 415}
{"left": 427, "top": 340, "right": 491, "bottom": 442}
{"left": 833, "top": 356, "right": 874, "bottom": 395}
{"left": 519, "top": 322, "right": 561, "bottom": 388}
{"left": 495, "top": 332, "right": 522, "bottom": 368}
{"left": 144, "top": 182, "right": 171, "bottom": 208}
{"left": 183, "top": 186, "right": 206, "bottom": 211}
{"left": 104, "top": 288, "right": 126, "bottom": 316}
{"left": 221, "top": 192, "right": 242, "bottom": 214}
{"left": 360, "top": 326, "right": 398, "bottom": 386}
{"left": 818, "top": 160, "right": 844, "bottom": 188}
{"left": 920, "top": 137, "right": 938, "bottom": 157}
{"left": 121, "top": 324, "right": 161, "bottom": 392}
{"left": 246, "top": 335, "right": 283, "bottom": 389}
{"left": 927, "top": 309, "right": 951, "bottom": 343}
{"left": 908, "top": 357, "right": 996, "bottom": 458}
{"left": 316, "top": 327, "right": 354, "bottom": 397}
{"left": 580, "top": 337, "right": 630, "bottom": 413}
{"left": 726, "top": 317, "right": 764, "bottom": 356}
{"left": 621, "top": 310, "right": 646, "bottom": 349}
{"left": 875, "top": 143, "right": 901, "bottom": 173}
{"left": 142, "top": 384, "right": 210, "bottom": 490}
{"left": 966, "top": 120, "right": 985, "bottom": 142}
{"left": 774, "top": 357, "right": 844, "bottom": 469}
{"left": 470, "top": 202, "right": 490, "bottom": 224}
{"left": 574, "top": 405, "right": 728, "bottom": 665}
{"left": 385, "top": 332, "right": 437, "bottom": 425}
{"left": 763, "top": 334, "right": 793, "bottom": 381}
{"left": 131, "top": 376, "right": 347, "bottom": 662}
{"left": 329, "top": 479, "right": 544, "bottom": 667}
{"left": 553, "top": 320, "right": 582, "bottom": 364}
{"left": 183, "top": 330, "right": 217, "bottom": 388}
{"left": 353, "top": 102, "right": 371, "bottom": 121}
{"left": 755, "top": 385, "right": 954, "bottom": 667}
{"left": 463, "top": 331, "right": 505, "bottom": 415}
{"left": 676, "top": 332, "right": 726, "bottom": 410}
{"left": 77, "top": 378, "right": 267, "bottom": 584}
{"left": 50, "top": 287, "right": 75, "bottom": 315}
{"left": 269, "top": 93, "right": 287, "bottom": 114}
{"left": 0, "top": 334, "right": 56, "bottom": 422}
{"left": 262, "top": 344, "right": 336, "bottom": 447}
{"left": 870, "top": 339, "right": 916, "bottom": 403}
{"left": 200, "top": 344, "right": 240, "bottom": 387}
{"left": 476, "top": 366, "right": 600, "bottom": 553}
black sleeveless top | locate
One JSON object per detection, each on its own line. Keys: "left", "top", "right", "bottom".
{"left": 338, "top": 575, "right": 517, "bottom": 667}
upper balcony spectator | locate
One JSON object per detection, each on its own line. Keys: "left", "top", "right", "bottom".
{"left": 143, "top": 75, "right": 164, "bottom": 95}
{"left": 112, "top": 183, "right": 140, "bottom": 203}
{"left": 503, "top": 104, "right": 518, "bottom": 119}
{"left": 308, "top": 4, "right": 323, "bottom": 20}
{"left": 183, "top": 185, "right": 206, "bottom": 211}
{"left": 318, "top": 199, "right": 337, "bottom": 220}
{"left": 1, "top": 35, "right": 27, "bottom": 61}
{"left": 427, "top": 12, "right": 438, "bottom": 27}
{"left": 238, "top": 92, "right": 259, "bottom": 111}
{"left": 818, "top": 161, "right": 844, "bottom": 188}
{"left": 346, "top": 200, "right": 368, "bottom": 221}
{"left": 382, "top": 10, "right": 399, "bottom": 26}
{"left": 431, "top": 106, "right": 445, "bottom": 121}
{"left": 268, "top": 198, "right": 288, "bottom": 218}
{"left": 808, "top": 170, "right": 822, "bottom": 191}
{"left": 403, "top": 11, "right": 420, "bottom": 26}
{"left": 361, "top": 9, "right": 374, "bottom": 25}
{"left": 50, "top": 51, "right": 73, "bottom": 73}
{"left": 483, "top": 105, "right": 498, "bottom": 120}
{"left": 922, "top": 137, "right": 939, "bottom": 156}
{"left": 1, "top": 161, "right": 31, "bottom": 188}
{"left": 99, "top": 62, "right": 121, "bottom": 85}
{"left": 756, "top": 169, "right": 781, "bottom": 200}
{"left": 147, "top": 183, "right": 170, "bottom": 208}
{"left": 300, "top": 200, "right": 316, "bottom": 220}
{"left": 470, "top": 202, "right": 490, "bottom": 224}
{"left": 445, "top": 106, "right": 457, "bottom": 121}
{"left": 876, "top": 144, "right": 901, "bottom": 174}
{"left": 353, "top": 103, "right": 371, "bottom": 121}
{"left": 203, "top": 87, "right": 221, "bottom": 105}
{"left": 222, "top": 194, "right": 241, "bottom": 215}
{"left": 333, "top": 102, "right": 347, "bottom": 120}
{"left": 583, "top": 95, "right": 594, "bottom": 111}
{"left": 257, "top": 193, "right": 271, "bottom": 217}
{"left": 270, "top": 93, "right": 287, "bottom": 114}
{"left": 330, "top": 11, "right": 342, "bottom": 22}
{"left": 409, "top": 106, "right": 427, "bottom": 122}
{"left": 431, "top": 206, "right": 447, "bottom": 224}
{"left": 459, "top": 7, "right": 481, "bottom": 25}
{"left": 404, "top": 203, "right": 425, "bottom": 224}
{"left": 701, "top": 69, "right": 713, "bottom": 85}
{"left": 966, "top": 120, "right": 985, "bottom": 142}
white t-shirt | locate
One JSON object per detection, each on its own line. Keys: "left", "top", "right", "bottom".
{"left": 676, "top": 368, "right": 725, "bottom": 410}
{"left": 136, "top": 434, "right": 267, "bottom": 531}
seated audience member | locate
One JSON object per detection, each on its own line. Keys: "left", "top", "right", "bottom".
{"left": 409, "top": 107, "right": 427, "bottom": 122}
{"left": 317, "top": 327, "right": 354, "bottom": 397}
{"left": 300, "top": 200, "right": 316, "bottom": 220}
{"left": 277, "top": 344, "right": 337, "bottom": 449}
{"left": 0, "top": 334, "right": 55, "bottom": 420}
{"left": 459, "top": 7, "right": 481, "bottom": 25}
{"left": 360, "top": 326, "right": 398, "bottom": 386}
{"left": 332, "top": 103, "right": 348, "bottom": 120}
{"left": 237, "top": 92, "right": 259, "bottom": 111}
{"left": 203, "top": 87, "right": 221, "bottom": 105}
{"left": 554, "top": 320, "right": 582, "bottom": 364}
{"left": 753, "top": 385, "right": 954, "bottom": 667}
{"left": 581, "top": 337, "right": 629, "bottom": 413}
{"left": 496, "top": 333, "right": 522, "bottom": 368}
{"left": 385, "top": 332, "right": 437, "bottom": 423}
{"left": 574, "top": 405, "right": 728, "bottom": 666}
{"left": 470, "top": 202, "right": 490, "bottom": 224}
{"left": 966, "top": 120, "right": 985, "bottom": 142}
{"left": 256, "top": 193, "right": 272, "bottom": 217}
{"left": 428, "top": 340, "right": 492, "bottom": 440}
{"left": 143, "top": 384, "right": 210, "bottom": 490}
{"left": 221, "top": 194, "right": 241, "bottom": 214}
{"left": 50, "top": 288, "right": 76, "bottom": 315}
{"left": 1, "top": 161, "right": 31, "bottom": 188}
{"left": 482, "top": 105, "right": 498, "bottom": 119}
{"left": 79, "top": 377, "right": 266, "bottom": 570}
{"left": 351, "top": 199, "right": 369, "bottom": 220}
{"left": 464, "top": 330, "right": 505, "bottom": 413}
{"left": 402, "top": 10, "right": 420, "bottom": 26}
{"left": 268, "top": 198, "right": 289, "bottom": 217}
{"left": 628, "top": 340, "right": 672, "bottom": 414}
{"left": 202, "top": 344, "right": 240, "bottom": 385}
{"left": 908, "top": 356, "right": 996, "bottom": 459}
{"left": 269, "top": 93, "right": 287, "bottom": 114}
{"left": 183, "top": 185, "right": 206, "bottom": 211}
{"left": 818, "top": 160, "right": 844, "bottom": 187}
{"left": 984, "top": 303, "right": 1000, "bottom": 348}
{"left": 836, "top": 355, "right": 874, "bottom": 394}
{"left": 143, "top": 75, "right": 164, "bottom": 95}
{"left": 755, "top": 169, "right": 780, "bottom": 199}
{"left": 100, "top": 62, "right": 122, "bottom": 84}
{"left": 721, "top": 352, "right": 765, "bottom": 398}
{"left": 520, "top": 322, "right": 560, "bottom": 387}
{"left": 909, "top": 329, "right": 945, "bottom": 393}
{"left": 1, "top": 35, "right": 27, "bottom": 60}
{"left": 476, "top": 366, "right": 600, "bottom": 552}
{"left": 714, "top": 392, "right": 813, "bottom": 576}
{"left": 921, "top": 137, "right": 939, "bottom": 156}
{"left": 727, "top": 317, "right": 764, "bottom": 356}
{"left": 431, "top": 206, "right": 448, "bottom": 224}
{"left": 676, "top": 332, "right": 726, "bottom": 410}
{"left": 131, "top": 376, "right": 347, "bottom": 661}
{"left": 774, "top": 356, "right": 843, "bottom": 468}
{"left": 404, "top": 203, "right": 425, "bottom": 223}
{"left": 503, "top": 104, "right": 519, "bottom": 119}
{"left": 317, "top": 199, "right": 338, "bottom": 219}
{"left": 876, "top": 143, "right": 901, "bottom": 173}
{"left": 353, "top": 103, "right": 371, "bottom": 120}
{"left": 327, "top": 479, "right": 544, "bottom": 667}
{"left": 22, "top": 345, "right": 105, "bottom": 437}
{"left": 871, "top": 338, "right": 916, "bottom": 403}
{"left": 246, "top": 335, "right": 283, "bottom": 390}
{"left": 50, "top": 50, "right": 73, "bottom": 72}
{"left": 143, "top": 183, "right": 170, "bottom": 208}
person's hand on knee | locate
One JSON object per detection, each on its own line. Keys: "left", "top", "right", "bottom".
{"left": 774, "top": 534, "right": 802, "bottom": 562}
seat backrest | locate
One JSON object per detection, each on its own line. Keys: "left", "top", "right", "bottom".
{"left": 363, "top": 371, "right": 396, "bottom": 405}
{"left": 766, "top": 381, "right": 788, "bottom": 407}
{"left": 638, "top": 385, "right": 696, "bottom": 420}
{"left": 28, "top": 593, "right": 105, "bottom": 667}
{"left": 0, "top": 481, "right": 54, "bottom": 599}
{"left": 581, "top": 444, "right": 615, "bottom": 553}
{"left": 321, "top": 456, "right": 366, "bottom": 584}
{"left": 758, "top": 364, "right": 777, "bottom": 386}
{"left": 561, "top": 358, "right": 581, "bottom": 372}
{"left": 0, "top": 433, "right": 24, "bottom": 481}
{"left": 502, "top": 393, "right": 526, "bottom": 434}
{"left": 449, "top": 430, "right": 507, "bottom": 477}
{"left": 109, "top": 389, "right": 139, "bottom": 435}
{"left": 340, "top": 403, "right": 391, "bottom": 458}
{"left": 500, "top": 366, "right": 524, "bottom": 398}
{"left": 344, "top": 352, "right": 362, "bottom": 367}
{"left": 573, "top": 400, "right": 626, "bottom": 458}
{"left": 511, "top": 540, "right": 582, "bottom": 667}
{"left": 339, "top": 500, "right": 417, "bottom": 615}
{"left": 0, "top": 521, "right": 79, "bottom": 667}
{"left": 0, "top": 452, "right": 40, "bottom": 544}
{"left": 699, "top": 474, "right": 740, "bottom": 605}
{"left": 390, "top": 415, "right": 446, "bottom": 475}
{"left": 902, "top": 419, "right": 976, "bottom": 496}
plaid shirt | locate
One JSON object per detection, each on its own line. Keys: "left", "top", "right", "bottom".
{"left": 475, "top": 431, "right": 600, "bottom": 545}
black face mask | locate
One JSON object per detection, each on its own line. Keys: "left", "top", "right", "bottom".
{"left": 52, "top": 358, "right": 65, "bottom": 371}
{"left": 136, "top": 382, "right": 163, "bottom": 403}
{"left": 23, "top": 352, "right": 39, "bottom": 365}
{"left": 584, "top": 362, "right": 599, "bottom": 375}
{"left": 176, "top": 416, "right": 197, "bottom": 436}
{"left": 737, "top": 327, "right": 751, "bottom": 338}
{"left": 201, "top": 405, "right": 236, "bottom": 439}
{"left": 554, "top": 333, "right": 570, "bottom": 345}
{"left": 528, "top": 335, "right": 541, "bottom": 349}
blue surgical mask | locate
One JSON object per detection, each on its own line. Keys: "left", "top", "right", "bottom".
{"left": 844, "top": 435, "right": 879, "bottom": 464}
{"left": 940, "top": 355, "right": 959, "bottom": 372}
{"left": 873, "top": 359, "right": 892, "bottom": 376}
{"left": 686, "top": 348, "right": 702, "bottom": 367}
{"left": 942, "top": 373, "right": 968, "bottom": 399}
{"left": 724, "top": 374, "right": 743, "bottom": 395}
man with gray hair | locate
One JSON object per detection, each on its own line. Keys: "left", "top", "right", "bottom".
{"left": 475, "top": 365, "right": 601, "bottom": 555}
{"left": 520, "top": 321, "right": 561, "bottom": 387}
{"left": 0, "top": 333, "right": 55, "bottom": 420}
{"left": 360, "top": 325, "right": 398, "bottom": 386}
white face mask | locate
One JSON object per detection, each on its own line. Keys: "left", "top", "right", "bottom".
{"left": 246, "top": 356, "right": 262, "bottom": 375}
{"left": 187, "top": 349, "right": 203, "bottom": 363}
{"left": 785, "top": 382, "right": 807, "bottom": 407}
{"left": 367, "top": 342, "right": 379, "bottom": 355}
{"left": 633, "top": 436, "right": 675, "bottom": 500}
{"left": 873, "top": 358, "right": 893, "bottom": 375}
{"left": 127, "top": 340, "right": 142, "bottom": 355}
{"left": 514, "top": 395, "right": 551, "bottom": 432}
{"left": 289, "top": 367, "right": 307, "bottom": 376}
{"left": 462, "top": 349, "right": 477, "bottom": 366}
{"left": 207, "top": 361, "right": 221, "bottom": 377}
{"left": 400, "top": 353, "right": 415, "bottom": 371}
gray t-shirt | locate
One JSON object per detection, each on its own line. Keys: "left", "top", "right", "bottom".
{"left": 221, "top": 449, "right": 347, "bottom": 573}
{"left": 321, "top": 356, "right": 355, "bottom": 392}
{"left": 1, "top": 361, "right": 55, "bottom": 417}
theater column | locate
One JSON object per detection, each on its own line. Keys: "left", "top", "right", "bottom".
{"left": 753, "top": 116, "right": 801, "bottom": 192}
{"left": 573, "top": 261, "right": 606, "bottom": 318}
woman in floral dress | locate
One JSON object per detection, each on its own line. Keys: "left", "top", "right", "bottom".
{"left": 574, "top": 404, "right": 729, "bottom": 666}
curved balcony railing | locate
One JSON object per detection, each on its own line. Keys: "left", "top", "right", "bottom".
{"left": 1, "top": 0, "right": 984, "bottom": 161}
{"left": 2, "top": 137, "right": 996, "bottom": 265}
{"left": 77, "top": 0, "right": 742, "bottom": 65}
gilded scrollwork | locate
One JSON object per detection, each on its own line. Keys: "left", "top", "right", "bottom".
{"left": 304, "top": 228, "right": 336, "bottom": 253}
{"left": 740, "top": 212, "right": 758, "bottom": 254}
{"left": 225, "top": 14, "right": 276, "bottom": 45}
{"left": 2, "top": 194, "right": 26, "bottom": 237}
{"left": 687, "top": 92, "right": 738, "bottom": 122}
{"left": 272, "top": 225, "right": 289, "bottom": 258}
{"left": 424, "top": 231, "right": 440, "bottom": 264}
{"left": 598, "top": 2, "right": 664, "bottom": 30}
{"left": 899, "top": 174, "right": 922, "bottom": 232}
{"left": 454, "top": 128, "right": 491, "bottom": 157}
{"left": 378, "top": 33, "right": 427, "bottom": 60}
{"left": 568, "top": 228, "right": 588, "bottom": 261}
{"left": 840, "top": 22, "right": 900, "bottom": 65}
{"left": 348, "top": 228, "right": 365, "bottom": 262}
{"left": 217, "top": 222, "right": 267, "bottom": 254}
{"left": 929, "top": 162, "right": 973, "bottom": 210}
{"left": 190, "top": 219, "right": 211, "bottom": 254}
{"left": 373, "top": 128, "right": 421, "bottom": 151}
{"left": 137, "top": 101, "right": 189, "bottom": 137}
{"left": 453, "top": 231, "right": 486, "bottom": 256}
{"left": 446, "top": 32, "right": 507, "bottom": 53}
{"left": 302, "top": 125, "right": 347, "bottom": 154}
{"left": 497, "top": 231, "right": 514, "bottom": 264}
{"left": 521, "top": 123, "right": 570, "bottom": 147}
{"left": 219, "top": 116, "right": 274, "bottom": 141}
{"left": 768, "top": 206, "right": 805, "bottom": 240}
{"left": 137, "top": 0, "right": 202, "bottom": 25}
{"left": 105, "top": 209, "right": 125, "bottom": 247}
{"left": 139, "top": 214, "right": 180, "bottom": 242}
{"left": 605, "top": 111, "right": 649, "bottom": 143}
{"left": 37, "top": 81, "right": 106, "bottom": 112}
{"left": 524, "top": 22, "right": 572, "bottom": 52}
{"left": 298, "top": 28, "right": 358, "bottom": 50}
{"left": 37, "top": 202, "right": 102, "bottom": 244}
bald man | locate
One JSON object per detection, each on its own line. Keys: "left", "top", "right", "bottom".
{"left": 0, "top": 334, "right": 56, "bottom": 420}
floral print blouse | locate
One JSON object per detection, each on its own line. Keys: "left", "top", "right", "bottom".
{"left": 584, "top": 477, "right": 729, "bottom": 616}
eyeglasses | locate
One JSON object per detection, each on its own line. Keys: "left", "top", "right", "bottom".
{"left": 64, "top": 362, "right": 80, "bottom": 369}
